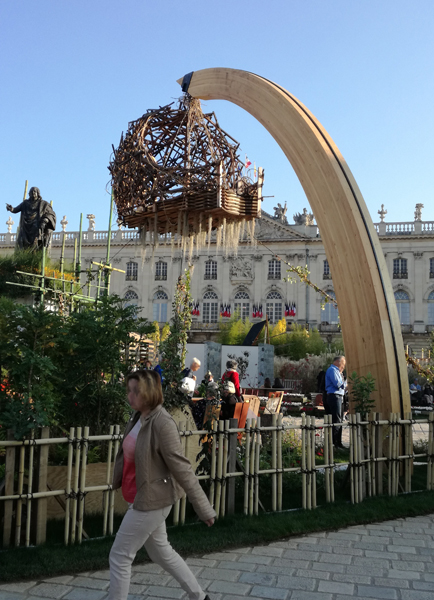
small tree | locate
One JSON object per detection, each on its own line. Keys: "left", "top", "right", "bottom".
{"left": 159, "top": 270, "right": 193, "bottom": 411}
{"left": 349, "top": 371, "right": 377, "bottom": 416}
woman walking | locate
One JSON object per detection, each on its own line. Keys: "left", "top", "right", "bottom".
{"left": 109, "top": 369, "right": 215, "bottom": 600}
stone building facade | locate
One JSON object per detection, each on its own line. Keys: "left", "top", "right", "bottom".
{"left": 1, "top": 205, "right": 433, "bottom": 355}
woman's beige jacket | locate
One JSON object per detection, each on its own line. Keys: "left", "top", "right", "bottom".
{"left": 112, "top": 405, "right": 216, "bottom": 522}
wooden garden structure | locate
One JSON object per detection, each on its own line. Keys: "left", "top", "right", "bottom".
{"left": 177, "top": 68, "right": 410, "bottom": 417}
{"left": 109, "top": 95, "right": 263, "bottom": 254}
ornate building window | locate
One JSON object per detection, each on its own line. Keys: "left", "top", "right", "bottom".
{"left": 126, "top": 261, "right": 138, "bottom": 281}
{"left": 430, "top": 258, "right": 434, "bottom": 279}
{"left": 428, "top": 291, "right": 434, "bottom": 324}
{"left": 268, "top": 259, "right": 281, "bottom": 280}
{"left": 234, "top": 290, "right": 250, "bottom": 320}
{"left": 320, "top": 291, "right": 339, "bottom": 324}
{"left": 153, "top": 290, "right": 168, "bottom": 322}
{"left": 124, "top": 290, "right": 139, "bottom": 309}
{"left": 393, "top": 258, "right": 408, "bottom": 279}
{"left": 155, "top": 261, "right": 167, "bottom": 281}
{"left": 204, "top": 259, "right": 217, "bottom": 280}
{"left": 203, "top": 290, "right": 219, "bottom": 323}
{"left": 266, "top": 291, "right": 283, "bottom": 323}
{"left": 323, "top": 259, "right": 332, "bottom": 280}
{"left": 394, "top": 290, "right": 410, "bottom": 324}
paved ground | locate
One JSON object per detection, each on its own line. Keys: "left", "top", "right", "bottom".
{"left": 1, "top": 513, "right": 434, "bottom": 600}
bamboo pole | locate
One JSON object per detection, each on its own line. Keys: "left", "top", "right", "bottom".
{"left": 215, "top": 420, "right": 224, "bottom": 518}
{"left": 271, "top": 413, "right": 277, "bottom": 511}
{"left": 324, "top": 415, "right": 330, "bottom": 503}
{"left": 109, "top": 425, "right": 120, "bottom": 535}
{"left": 404, "top": 412, "right": 412, "bottom": 493}
{"left": 249, "top": 420, "right": 256, "bottom": 516}
{"left": 209, "top": 420, "right": 218, "bottom": 509}
{"left": 105, "top": 191, "right": 114, "bottom": 294}
{"left": 394, "top": 413, "right": 399, "bottom": 496}
{"left": 103, "top": 426, "right": 114, "bottom": 536}
{"left": 71, "top": 426, "right": 82, "bottom": 544}
{"left": 254, "top": 417, "right": 261, "bottom": 516}
{"left": 25, "top": 430, "right": 35, "bottom": 547}
{"left": 428, "top": 413, "right": 434, "bottom": 491}
{"left": 179, "top": 421, "right": 187, "bottom": 525}
{"left": 221, "top": 419, "right": 229, "bottom": 518}
{"left": 243, "top": 418, "right": 251, "bottom": 515}
{"left": 377, "top": 412, "right": 384, "bottom": 495}
{"left": 77, "top": 426, "right": 89, "bottom": 543}
{"left": 301, "top": 413, "right": 307, "bottom": 510}
{"left": 3, "top": 431, "right": 16, "bottom": 547}
{"left": 311, "top": 416, "right": 317, "bottom": 509}
{"left": 35, "top": 427, "right": 49, "bottom": 545}
{"left": 15, "top": 443, "right": 26, "bottom": 546}
{"left": 356, "top": 413, "right": 363, "bottom": 502}
{"left": 349, "top": 414, "right": 355, "bottom": 504}
{"left": 370, "top": 412, "right": 376, "bottom": 497}
{"left": 277, "top": 413, "right": 283, "bottom": 511}
{"left": 64, "top": 427, "right": 74, "bottom": 544}
{"left": 365, "top": 413, "right": 372, "bottom": 498}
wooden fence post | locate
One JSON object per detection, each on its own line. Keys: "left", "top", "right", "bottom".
{"left": 226, "top": 418, "right": 238, "bottom": 515}
{"left": 35, "top": 427, "right": 50, "bottom": 545}
{"left": 2, "top": 430, "right": 16, "bottom": 548}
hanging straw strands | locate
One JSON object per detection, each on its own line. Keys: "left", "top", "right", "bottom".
{"left": 1, "top": 412, "right": 433, "bottom": 548}
{"left": 109, "top": 95, "right": 263, "bottom": 258}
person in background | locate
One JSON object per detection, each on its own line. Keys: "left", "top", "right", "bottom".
{"left": 273, "top": 377, "right": 284, "bottom": 389}
{"left": 144, "top": 360, "right": 153, "bottom": 370}
{"left": 220, "top": 380, "right": 238, "bottom": 420}
{"left": 109, "top": 370, "right": 214, "bottom": 600}
{"left": 221, "top": 360, "right": 241, "bottom": 398}
{"left": 325, "top": 356, "right": 347, "bottom": 448}
{"left": 153, "top": 355, "right": 163, "bottom": 382}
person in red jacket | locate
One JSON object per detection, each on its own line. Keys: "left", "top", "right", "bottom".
{"left": 221, "top": 360, "right": 241, "bottom": 398}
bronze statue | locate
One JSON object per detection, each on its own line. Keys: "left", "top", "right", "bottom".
{"left": 6, "top": 187, "right": 56, "bottom": 250}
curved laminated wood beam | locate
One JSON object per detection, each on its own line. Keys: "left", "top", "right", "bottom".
{"left": 178, "top": 68, "right": 410, "bottom": 416}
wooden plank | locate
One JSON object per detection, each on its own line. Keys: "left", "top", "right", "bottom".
{"left": 178, "top": 67, "right": 411, "bottom": 418}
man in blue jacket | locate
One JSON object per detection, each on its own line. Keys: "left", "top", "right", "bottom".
{"left": 325, "top": 356, "right": 346, "bottom": 448}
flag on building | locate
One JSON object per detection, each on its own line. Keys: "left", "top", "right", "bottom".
{"left": 245, "top": 155, "right": 251, "bottom": 169}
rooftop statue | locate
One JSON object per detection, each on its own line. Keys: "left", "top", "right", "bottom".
{"left": 293, "top": 207, "right": 314, "bottom": 226}
{"left": 6, "top": 187, "right": 56, "bottom": 250}
{"left": 273, "top": 202, "right": 288, "bottom": 223}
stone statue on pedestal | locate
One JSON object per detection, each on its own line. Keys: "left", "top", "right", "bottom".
{"left": 6, "top": 187, "right": 56, "bottom": 250}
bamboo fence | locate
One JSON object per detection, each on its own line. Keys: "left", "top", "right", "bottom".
{"left": 1, "top": 412, "right": 434, "bottom": 548}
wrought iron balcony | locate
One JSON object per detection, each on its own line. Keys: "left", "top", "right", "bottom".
{"left": 393, "top": 272, "right": 408, "bottom": 279}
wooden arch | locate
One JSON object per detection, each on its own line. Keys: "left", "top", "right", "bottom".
{"left": 178, "top": 68, "right": 410, "bottom": 416}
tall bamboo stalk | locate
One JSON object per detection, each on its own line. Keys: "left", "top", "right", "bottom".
{"left": 25, "top": 430, "right": 35, "bottom": 547}
{"left": 103, "top": 426, "right": 114, "bottom": 536}
{"left": 370, "top": 412, "right": 376, "bottom": 497}
{"left": 215, "top": 420, "right": 224, "bottom": 518}
{"left": 209, "top": 420, "right": 218, "bottom": 509}
{"left": 271, "top": 413, "right": 277, "bottom": 511}
{"left": 324, "top": 414, "right": 330, "bottom": 503}
{"left": 77, "top": 426, "right": 89, "bottom": 543}
{"left": 221, "top": 419, "right": 229, "bottom": 518}
{"left": 15, "top": 444, "right": 26, "bottom": 546}
{"left": 428, "top": 413, "right": 434, "bottom": 491}
{"left": 71, "top": 426, "right": 82, "bottom": 544}
{"left": 64, "top": 427, "right": 75, "bottom": 544}
{"left": 254, "top": 417, "right": 261, "bottom": 516}
{"left": 277, "top": 413, "right": 283, "bottom": 511}
{"left": 249, "top": 420, "right": 256, "bottom": 516}
{"left": 301, "top": 413, "right": 307, "bottom": 509}
{"left": 365, "top": 413, "right": 372, "bottom": 498}
{"left": 109, "top": 425, "right": 120, "bottom": 535}
{"left": 311, "top": 416, "right": 317, "bottom": 509}
{"left": 356, "top": 413, "right": 363, "bottom": 502}
{"left": 349, "top": 413, "right": 355, "bottom": 504}
{"left": 244, "top": 418, "right": 251, "bottom": 515}
{"left": 179, "top": 421, "right": 187, "bottom": 525}
{"left": 377, "top": 412, "right": 384, "bottom": 495}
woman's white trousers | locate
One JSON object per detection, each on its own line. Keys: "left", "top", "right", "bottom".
{"left": 108, "top": 504, "right": 205, "bottom": 600}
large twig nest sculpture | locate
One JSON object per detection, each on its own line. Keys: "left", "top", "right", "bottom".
{"left": 109, "top": 95, "right": 263, "bottom": 254}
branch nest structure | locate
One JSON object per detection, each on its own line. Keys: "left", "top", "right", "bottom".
{"left": 109, "top": 96, "right": 262, "bottom": 254}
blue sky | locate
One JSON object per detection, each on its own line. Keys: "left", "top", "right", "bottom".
{"left": 1, "top": 0, "right": 433, "bottom": 232}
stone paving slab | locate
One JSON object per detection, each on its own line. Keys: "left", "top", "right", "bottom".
{"left": 1, "top": 513, "right": 434, "bottom": 599}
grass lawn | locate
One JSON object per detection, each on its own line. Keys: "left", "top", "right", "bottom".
{"left": 1, "top": 488, "right": 434, "bottom": 584}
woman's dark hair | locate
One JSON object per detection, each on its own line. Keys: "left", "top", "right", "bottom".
{"left": 273, "top": 377, "right": 283, "bottom": 389}
{"left": 264, "top": 377, "right": 272, "bottom": 388}
{"left": 126, "top": 369, "right": 163, "bottom": 411}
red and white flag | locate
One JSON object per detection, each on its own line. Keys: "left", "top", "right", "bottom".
{"left": 245, "top": 155, "right": 251, "bottom": 169}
